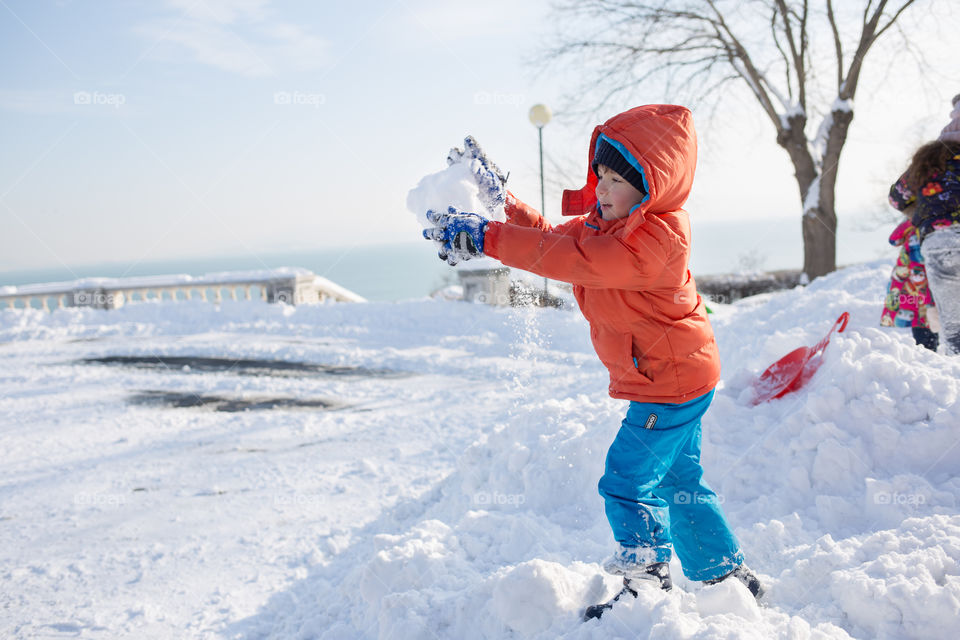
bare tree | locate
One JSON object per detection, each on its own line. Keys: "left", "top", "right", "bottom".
{"left": 547, "top": 0, "right": 920, "bottom": 280}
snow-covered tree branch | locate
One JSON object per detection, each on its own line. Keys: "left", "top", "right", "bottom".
{"left": 546, "top": 0, "right": 922, "bottom": 279}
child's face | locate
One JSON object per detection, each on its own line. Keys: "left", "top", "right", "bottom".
{"left": 595, "top": 164, "right": 646, "bottom": 220}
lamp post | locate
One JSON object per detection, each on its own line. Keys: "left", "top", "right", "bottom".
{"left": 528, "top": 103, "right": 551, "bottom": 298}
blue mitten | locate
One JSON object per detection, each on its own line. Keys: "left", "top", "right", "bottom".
{"left": 447, "top": 136, "right": 508, "bottom": 215}
{"left": 423, "top": 207, "right": 489, "bottom": 265}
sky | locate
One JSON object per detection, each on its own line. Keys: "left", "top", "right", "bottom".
{"left": 0, "top": 0, "right": 957, "bottom": 276}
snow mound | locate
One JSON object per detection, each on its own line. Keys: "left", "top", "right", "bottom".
{"left": 4, "top": 260, "right": 960, "bottom": 639}
{"left": 286, "top": 261, "right": 960, "bottom": 639}
{"left": 491, "top": 560, "right": 598, "bottom": 635}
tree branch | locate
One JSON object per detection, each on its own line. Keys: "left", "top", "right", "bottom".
{"left": 874, "top": 0, "right": 918, "bottom": 40}
{"left": 705, "top": 0, "right": 783, "bottom": 130}
{"left": 826, "top": 0, "right": 844, "bottom": 91}
{"left": 770, "top": 12, "right": 794, "bottom": 102}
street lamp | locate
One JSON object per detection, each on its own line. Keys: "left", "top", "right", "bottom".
{"left": 528, "top": 103, "right": 551, "bottom": 298}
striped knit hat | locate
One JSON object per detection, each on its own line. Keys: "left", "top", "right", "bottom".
{"left": 592, "top": 135, "right": 648, "bottom": 196}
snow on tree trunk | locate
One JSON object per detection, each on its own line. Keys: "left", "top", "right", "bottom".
{"left": 777, "top": 99, "right": 854, "bottom": 281}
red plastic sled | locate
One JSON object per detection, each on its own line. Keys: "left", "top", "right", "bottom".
{"left": 751, "top": 312, "right": 850, "bottom": 405}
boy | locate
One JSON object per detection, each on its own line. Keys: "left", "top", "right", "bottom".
{"left": 423, "top": 105, "right": 762, "bottom": 619}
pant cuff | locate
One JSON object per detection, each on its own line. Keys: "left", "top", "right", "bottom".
{"left": 684, "top": 549, "right": 745, "bottom": 582}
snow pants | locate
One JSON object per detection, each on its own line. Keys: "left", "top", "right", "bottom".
{"left": 923, "top": 226, "right": 960, "bottom": 356}
{"left": 598, "top": 389, "right": 743, "bottom": 581}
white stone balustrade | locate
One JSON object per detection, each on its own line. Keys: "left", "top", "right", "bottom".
{"left": 0, "top": 268, "right": 365, "bottom": 311}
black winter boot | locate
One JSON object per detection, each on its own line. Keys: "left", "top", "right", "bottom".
{"left": 704, "top": 564, "right": 764, "bottom": 601}
{"left": 583, "top": 562, "right": 672, "bottom": 621}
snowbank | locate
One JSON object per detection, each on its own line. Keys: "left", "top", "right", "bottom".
{"left": 2, "top": 260, "right": 959, "bottom": 639}
{"left": 234, "top": 261, "right": 960, "bottom": 639}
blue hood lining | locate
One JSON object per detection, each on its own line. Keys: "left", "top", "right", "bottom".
{"left": 595, "top": 133, "right": 651, "bottom": 209}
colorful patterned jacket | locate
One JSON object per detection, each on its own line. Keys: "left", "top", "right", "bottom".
{"left": 880, "top": 219, "right": 934, "bottom": 329}
{"left": 889, "top": 153, "right": 960, "bottom": 239}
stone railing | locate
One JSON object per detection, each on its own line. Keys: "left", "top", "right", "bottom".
{"left": 0, "top": 268, "right": 365, "bottom": 311}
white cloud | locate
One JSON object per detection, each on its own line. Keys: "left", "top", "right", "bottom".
{"left": 163, "top": 0, "right": 271, "bottom": 25}
{"left": 136, "top": 0, "right": 330, "bottom": 77}
{"left": 399, "top": 0, "right": 547, "bottom": 39}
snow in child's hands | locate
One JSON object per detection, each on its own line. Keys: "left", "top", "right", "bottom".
{"left": 406, "top": 135, "right": 507, "bottom": 231}
{"left": 450, "top": 136, "right": 508, "bottom": 215}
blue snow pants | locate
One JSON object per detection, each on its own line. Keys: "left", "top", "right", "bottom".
{"left": 598, "top": 389, "right": 744, "bottom": 581}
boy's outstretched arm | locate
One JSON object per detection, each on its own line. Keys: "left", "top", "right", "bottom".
{"left": 485, "top": 219, "right": 682, "bottom": 291}
{"left": 503, "top": 192, "right": 554, "bottom": 232}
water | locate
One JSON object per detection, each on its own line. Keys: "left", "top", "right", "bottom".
{"left": 0, "top": 243, "right": 455, "bottom": 303}
{"left": 688, "top": 215, "right": 893, "bottom": 275}
{"left": 0, "top": 216, "right": 894, "bottom": 302}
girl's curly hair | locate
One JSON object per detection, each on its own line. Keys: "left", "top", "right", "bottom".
{"left": 905, "top": 140, "right": 960, "bottom": 192}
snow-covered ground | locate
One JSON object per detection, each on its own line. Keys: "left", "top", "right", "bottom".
{"left": 2, "top": 259, "right": 959, "bottom": 639}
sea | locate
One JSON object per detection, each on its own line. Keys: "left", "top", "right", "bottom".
{"left": 0, "top": 217, "right": 894, "bottom": 302}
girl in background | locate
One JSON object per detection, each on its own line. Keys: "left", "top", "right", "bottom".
{"left": 887, "top": 94, "right": 960, "bottom": 355}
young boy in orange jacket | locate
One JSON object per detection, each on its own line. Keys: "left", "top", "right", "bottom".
{"left": 424, "top": 105, "right": 761, "bottom": 618}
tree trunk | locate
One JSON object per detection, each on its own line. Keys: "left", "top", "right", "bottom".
{"left": 801, "top": 208, "right": 837, "bottom": 280}
{"left": 802, "top": 107, "right": 854, "bottom": 280}
{"left": 777, "top": 108, "right": 854, "bottom": 281}
{"left": 776, "top": 114, "right": 828, "bottom": 279}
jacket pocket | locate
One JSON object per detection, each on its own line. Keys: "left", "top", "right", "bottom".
{"left": 591, "top": 328, "right": 654, "bottom": 386}
{"left": 628, "top": 336, "right": 655, "bottom": 384}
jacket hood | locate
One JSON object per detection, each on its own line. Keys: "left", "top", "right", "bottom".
{"left": 562, "top": 105, "right": 697, "bottom": 220}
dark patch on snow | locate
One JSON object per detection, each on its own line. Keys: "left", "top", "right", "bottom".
{"left": 194, "top": 489, "right": 228, "bottom": 497}
{"left": 80, "top": 355, "right": 410, "bottom": 379}
{"left": 128, "top": 390, "right": 347, "bottom": 412}
{"left": 43, "top": 623, "right": 107, "bottom": 633}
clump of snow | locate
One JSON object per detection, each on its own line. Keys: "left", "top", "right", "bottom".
{"left": 778, "top": 102, "right": 805, "bottom": 130}
{"left": 696, "top": 579, "right": 760, "bottom": 621}
{"left": 2, "top": 259, "right": 960, "bottom": 639}
{"left": 406, "top": 158, "right": 506, "bottom": 229}
{"left": 407, "top": 156, "right": 509, "bottom": 270}
{"left": 492, "top": 560, "right": 597, "bottom": 635}
{"left": 832, "top": 98, "right": 854, "bottom": 113}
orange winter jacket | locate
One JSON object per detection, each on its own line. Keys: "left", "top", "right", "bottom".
{"left": 484, "top": 104, "right": 720, "bottom": 403}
